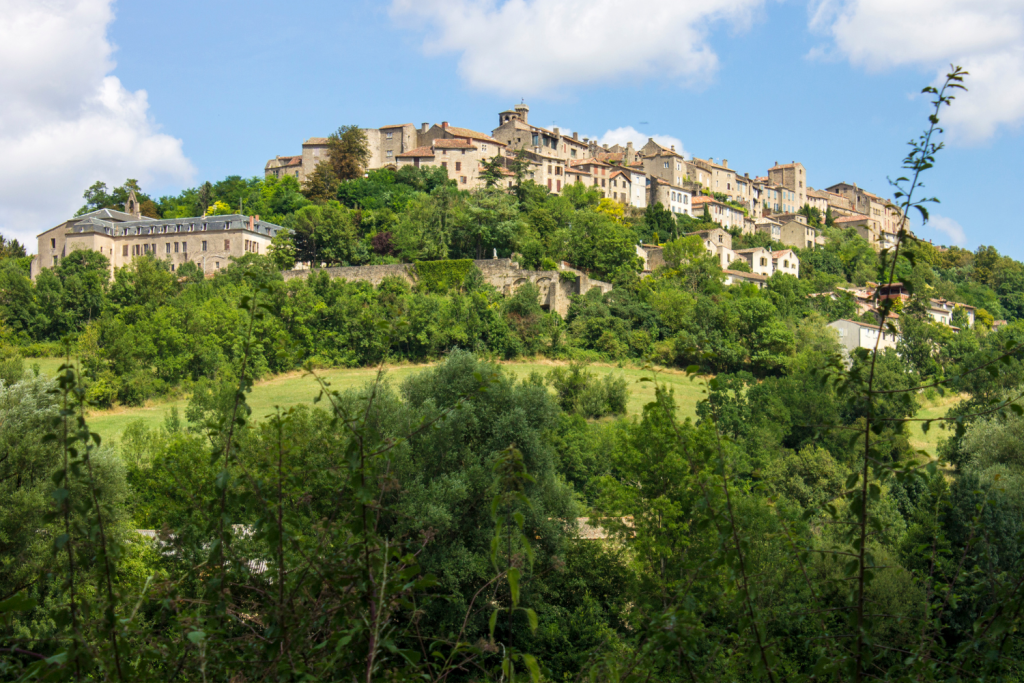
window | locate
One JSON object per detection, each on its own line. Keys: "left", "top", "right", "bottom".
{"left": 556, "top": 180, "right": 561, "bottom": 192}
{"left": 224, "top": 239, "right": 230, "bottom": 251}
{"left": 386, "top": 131, "right": 393, "bottom": 139}
{"left": 441, "top": 162, "right": 447, "bottom": 169}
{"left": 386, "top": 150, "right": 393, "bottom": 158}
{"left": 171, "top": 264, "right": 175, "bottom": 272}
{"left": 202, "top": 223, "right": 207, "bottom": 231}
{"left": 174, "top": 242, "right": 179, "bottom": 253}
{"left": 455, "top": 161, "right": 461, "bottom": 171}
{"left": 166, "top": 243, "right": 171, "bottom": 254}
{"left": 601, "top": 179, "right": 605, "bottom": 187}
{"left": 784, "top": 260, "right": 789, "bottom": 268}
{"left": 676, "top": 162, "right": 681, "bottom": 171}
{"left": 182, "top": 242, "right": 187, "bottom": 253}
{"left": 202, "top": 241, "right": 208, "bottom": 252}
{"left": 760, "top": 257, "right": 767, "bottom": 266}
{"left": 51, "top": 238, "right": 56, "bottom": 248}
{"left": 481, "top": 144, "right": 487, "bottom": 152}
{"left": 547, "top": 165, "right": 552, "bottom": 174}
{"left": 122, "top": 245, "right": 128, "bottom": 257}
{"left": 216, "top": 262, "right": 220, "bottom": 269}
{"left": 548, "top": 179, "right": 552, "bottom": 191}
{"left": 460, "top": 176, "right": 467, "bottom": 184}
{"left": 663, "top": 161, "right": 669, "bottom": 169}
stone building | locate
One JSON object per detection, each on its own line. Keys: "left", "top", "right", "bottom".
{"left": 754, "top": 217, "right": 782, "bottom": 241}
{"left": 641, "top": 139, "right": 689, "bottom": 186}
{"left": 686, "top": 228, "right": 734, "bottom": 269}
{"left": 772, "top": 249, "right": 800, "bottom": 277}
{"left": 32, "top": 191, "right": 282, "bottom": 280}
{"left": 649, "top": 179, "right": 695, "bottom": 216}
{"left": 779, "top": 219, "right": 822, "bottom": 249}
{"left": 395, "top": 135, "right": 506, "bottom": 190}
{"left": 732, "top": 247, "right": 775, "bottom": 277}
{"left": 828, "top": 319, "right": 900, "bottom": 357}
{"left": 805, "top": 187, "right": 832, "bottom": 217}
{"left": 767, "top": 161, "right": 807, "bottom": 212}
{"left": 833, "top": 214, "right": 876, "bottom": 247}
{"left": 491, "top": 103, "right": 589, "bottom": 162}
{"left": 691, "top": 196, "right": 745, "bottom": 230}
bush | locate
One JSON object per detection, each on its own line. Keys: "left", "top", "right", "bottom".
{"left": 546, "top": 362, "right": 628, "bottom": 418}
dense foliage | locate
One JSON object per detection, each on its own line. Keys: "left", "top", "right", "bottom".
{"left": 8, "top": 69, "right": 1024, "bottom": 681}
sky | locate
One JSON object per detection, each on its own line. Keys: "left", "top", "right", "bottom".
{"left": 3, "top": 0, "right": 1024, "bottom": 257}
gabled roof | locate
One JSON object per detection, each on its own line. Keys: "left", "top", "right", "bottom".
{"left": 304, "top": 137, "right": 329, "bottom": 145}
{"left": 433, "top": 138, "right": 477, "bottom": 149}
{"left": 724, "top": 270, "right": 768, "bottom": 281}
{"left": 75, "top": 207, "right": 138, "bottom": 222}
{"left": 396, "top": 146, "right": 435, "bottom": 158}
{"left": 443, "top": 126, "right": 503, "bottom": 145}
{"left": 835, "top": 215, "right": 869, "bottom": 224}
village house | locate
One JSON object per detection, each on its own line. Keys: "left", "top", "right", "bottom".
{"left": 395, "top": 135, "right": 506, "bottom": 190}
{"left": 31, "top": 191, "right": 282, "bottom": 280}
{"left": 691, "top": 196, "right": 745, "bottom": 230}
{"left": 723, "top": 270, "right": 768, "bottom": 288}
{"left": 767, "top": 162, "right": 807, "bottom": 213}
{"left": 686, "top": 228, "right": 734, "bottom": 269}
{"left": 828, "top": 319, "right": 901, "bottom": 357}
{"left": 732, "top": 247, "right": 775, "bottom": 277}
{"left": 772, "top": 249, "right": 800, "bottom": 277}
{"left": 641, "top": 139, "right": 689, "bottom": 187}
{"left": 805, "top": 188, "right": 832, "bottom": 217}
{"left": 778, "top": 219, "right": 822, "bottom": 249}
{"left": 650, "top": 180, "right": 695, "bottom": 216}
{"left": 754, "top": 216, "right": 782, "bottom": 241}
{"left": 491, "top": 103, "right": 589, "bottom": 162}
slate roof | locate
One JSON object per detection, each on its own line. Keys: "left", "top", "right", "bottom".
{"left": 58, "top": 213, "right": 284, "bottom": 239}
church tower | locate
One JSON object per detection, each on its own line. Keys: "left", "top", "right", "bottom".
{"left": 125, "top": 189, "right": 142, "bottom": 219}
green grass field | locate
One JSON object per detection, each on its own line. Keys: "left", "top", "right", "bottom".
{"left": 29, "top": 357, "right": 957, "bottom": 459}
{"left": 25, "top": 360, "right": 709, "bottom": 446}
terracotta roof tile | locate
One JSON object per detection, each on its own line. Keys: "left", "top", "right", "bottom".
{"left": 442, "top": 126, "right": 503, "bottom": 145}
{"left": 395, "top": 146, "right": 435, "bottom": 158}
{"left": 433, "top": 138, "right": 477, "bottom": 149}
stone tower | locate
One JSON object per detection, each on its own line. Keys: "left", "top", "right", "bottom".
{"left": 514, "top": 102, "right": 529, "bottom": 124}
{"left": 124, "top": 189, "right": 142, "bottom": 219}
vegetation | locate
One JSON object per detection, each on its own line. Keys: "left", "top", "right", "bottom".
{"left": 10, "top": 67, "right": 1024, "bottom": 682}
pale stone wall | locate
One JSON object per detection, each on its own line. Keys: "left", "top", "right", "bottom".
{"left": 768, "top": 162, "right": 807, "bottom": 211}
{"left": 779, "top": 220, "right": 818, "bottom": 249}
{"left": 281, "top": 259, "right": 613, "bottom": 317}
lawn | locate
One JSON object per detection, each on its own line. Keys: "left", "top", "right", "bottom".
{"left": 907, "top": 391, "right": 964, "bottom": 460}
{"left": 39, "top": 361, "right": 710, "bottom": 446}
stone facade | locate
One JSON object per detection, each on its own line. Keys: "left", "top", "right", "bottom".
{"left": 768, "top": 162, "right": 807, "bottom": 212}
{"left": 779, "top": 220, "right": 820, "bottom": 249}
{"left": 33, "top": 197, "right": 281, "bottom": 280}
{"left": 732, "top": 247, "right": 774, "bottom": 277}
{"left": 686, "top": 228, "right": 734, "bottom": 269}
{"left": 829, "top": 319, "right": 900, "bottom": 357}
{"left": 395, "top": 135, "right": 505, "bottom": 191}
{"left": 691, "top": 196, "right": 745, "bottom": 230}
{"left": 281, "top": 259, "right": 612, "bottom": 317}
{"left": 650, "top": 179, "right": 695, "bottom": 216}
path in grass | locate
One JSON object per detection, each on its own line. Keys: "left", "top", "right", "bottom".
{"left": 72, "top": 362, "right": 709, "bottom": 445}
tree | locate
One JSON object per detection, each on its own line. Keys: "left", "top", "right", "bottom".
{"left": 327, "top": 125, "right": 371, "bottom": 180}
{"left": 642, "top": 202, "right": 676, "bottom": 242}
{"left": 728, "top": 259, "right": 752, "bottom": 272}
{"left": 479, "top": 152, "right": 507, "bottom": 189}
{"left": 198, "top": 181, "right": 213, "bottom": 215}
{"left": 302, "top": 161, "right": 341, "bottom": 203}
{"left": 951, "top": 304, "right": 971, "bottom": 329}
{"left": 289, "top": 201, "right": 360, "bottom": 266}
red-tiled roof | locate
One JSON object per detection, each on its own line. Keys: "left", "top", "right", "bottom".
{"left": 835, "top": 215, "right": 869, "bottom": 223}
{"left": 395, "top": 146, "right": 435, "bottom": 158}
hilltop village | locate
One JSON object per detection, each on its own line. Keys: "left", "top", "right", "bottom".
{"left": 28, "top": 102, "right": 979, "bottom": 357}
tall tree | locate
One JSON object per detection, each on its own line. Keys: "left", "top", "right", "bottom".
{"left": 327, "top": 125, "right": 371, "bottom": 180}
{"left": 302, "top": 161, "right": 341, "bottom": 203}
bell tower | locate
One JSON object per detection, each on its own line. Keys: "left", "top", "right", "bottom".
{"left": 124, "top": 189, "right": 142, "bottom": 219}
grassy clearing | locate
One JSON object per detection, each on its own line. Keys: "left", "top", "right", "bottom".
{"left": 30, "top": 356, "right": 956, "bottom": 460}
{"left": 907, "top": 391, "right": 964, "bottom": 459}
{"left": 68, "top": 361, "right": 709, "bottom": 446}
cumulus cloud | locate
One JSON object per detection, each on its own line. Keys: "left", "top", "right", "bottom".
{"left": 389, "top": 0, "right": 767, "bottom": 96}
{"left": 809, "top": 0, "right": 1024, "bottom": 143}
{"left": 599, "top": 126, "right": 688, "bottom": 158}
{"left": 928, "top": 214, "right": 967, "bottom": 246}
{"left": 0, "top": 0, "right": 194, "bottom": 250}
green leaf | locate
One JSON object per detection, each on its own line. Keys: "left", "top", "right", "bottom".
{"left": 525, "top": 607, "right": 538, "bottom": 632}
{"left": 489, "top": 609, "right": 498, "bottom": 637}
{"left": 522, "top": 653, "right": 541, "bottom": 683}
{"left": 508, "top": 566, "right": 521, "bottom": 606}
{"left": 187, "top": 630, "right": 206, "bottom": 645}
{"left": 0, "top": 592, "right": 37, "bottom": 613}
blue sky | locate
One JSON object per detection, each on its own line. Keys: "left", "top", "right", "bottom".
{"left": 4, "top": 0, "right": 1024, "bottom": 258}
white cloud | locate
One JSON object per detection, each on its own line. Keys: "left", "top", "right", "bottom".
{"left": 0, "top": 0, "right": 194, "bottom": 251}
{"left": 389, "top": 0, "right": 767, "bottom": 96}
{"left": 598, "top": 126, "right": 688, "bottom": 158}
{"left": 809, "top": 0, "right": 1024, "bottom": 143}
{"left": 928, "top": 214, "right": 967, "bottom": 246}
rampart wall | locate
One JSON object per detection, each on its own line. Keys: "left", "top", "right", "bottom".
{"left": 281, "top": 259, "right": 613, "bottom": 316}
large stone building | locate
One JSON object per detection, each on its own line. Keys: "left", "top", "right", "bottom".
{"left": 490, "top": 103, "right": 589, "bottom": 162}
{"left": 767, "top": 162, "right": 807, "bottom": 212}
{"left": 31, "top": 191, "right": 282, "bottom": 280}
{"left": 395, "top": 135, "right": 507, "bottom": 190}
{"left": 691, "top": 196, "right": 746, "bottom": 230}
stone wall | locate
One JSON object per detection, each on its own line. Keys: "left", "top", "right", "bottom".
{"left": 281, "top": 258, "right": 613, "bottom": 317}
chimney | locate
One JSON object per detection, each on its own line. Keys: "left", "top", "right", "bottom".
{"left": 722, "top": 159, "right": 728, "bottom": 168}
{"left": 553, "top": 127, "right": 560, "bottom": 136}
{"left": 249, "top": 215, "right": 254, "bottom": 230}
{"left": 421, "top": 123, "right": 429, "bottom": 134}
{"left": 573, "top": 131, "right": 578, "bottom": 140}
{"left": 584, "top": 137, "right": 589, "bottom": 143}
{"left": 671, "top": 145, "right": 675, "bottom": 152}
{"left": 442, "top": 122, "right": 448, "bottom": 130}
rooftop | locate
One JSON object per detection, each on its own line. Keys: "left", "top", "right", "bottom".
{"left": 432, "top": 138, "right": 477, "bottom": 149}
{"left": 395, "top": 145, "right": 435, "bottom": 158}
